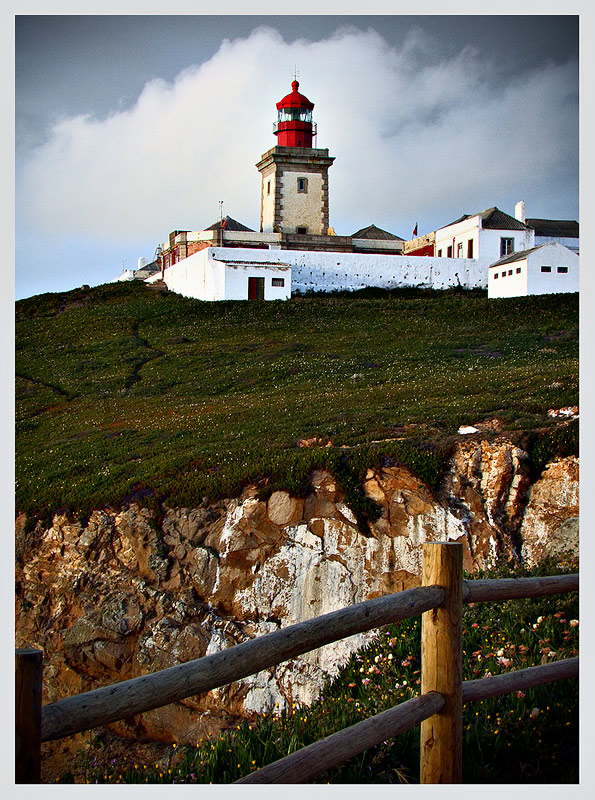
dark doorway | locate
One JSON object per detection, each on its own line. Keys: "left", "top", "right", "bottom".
{"left": 248, "top": 277, "right": 265, "bottom": 300}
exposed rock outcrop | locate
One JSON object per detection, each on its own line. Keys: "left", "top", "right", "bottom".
{"left": 15, "top": 439, "right": 578, "bottom": 746}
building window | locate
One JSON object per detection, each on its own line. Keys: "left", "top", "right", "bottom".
{"left": 557, "top": 266, "right": 568, "bottom": 273}
{"left": 541, "top": 265, "right": 552, "bottom": 273}
{"left": 267, "top": 180, "right": 271, "bottom": 196}
{"left": 508, "top": 269, "right": 513, "bottom": 276}
{"left": 272, "top": 278, "right": 285, "bottom": 287}
{"left": 467, "top": 239, "right": 474, "bottom": 258}
{"left": 297, "top": 177, "right": 308, "bottom": 193}
{"left": 447, "top": 245, "right": 453, "bottom": 258}
{"left": 437, "top": 249, "right": 442, "bottom": 257}
{"left": 494, "top": 273, "right": 499, "bottom": 279}
{"left": 500, "top": 237, "right": 515, "bottom": 257}
{"left": 457, "top": 242, "right": 463, "bottom": 257}
{"left": 516, "top": 267, "right": 522, "bottom": 274}
{"left": 297, "top": 226, "right": 308, "bottom": 234}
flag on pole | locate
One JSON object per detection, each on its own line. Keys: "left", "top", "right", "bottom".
{"left": 412, "top": 223, "right": 418, "bottom": 237}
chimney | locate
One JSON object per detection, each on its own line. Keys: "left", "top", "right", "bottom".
{"left": 515, "top": 201, "right": 526, "bottom": 223}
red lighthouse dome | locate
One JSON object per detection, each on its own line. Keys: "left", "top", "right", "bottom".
{"left": 273, "top": 80, "right": 317, "bottom": 148}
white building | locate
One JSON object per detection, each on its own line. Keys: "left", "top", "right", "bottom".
{"left": 488, "top": 242, "right": 578, "bottom": 298}
{"left": 153, "top": 247, "right": 291, "bottom": 301}
{"left": 434, "top": 206, "right": 535, "bottom": 262}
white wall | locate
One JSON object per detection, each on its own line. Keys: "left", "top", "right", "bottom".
{"left": 479, "top": 227, "right": 534, "bottom": 261}
{"left": 488, "top": 259, "right": 529, "bottom": 298}
{"left": 534, "top": 235, "right": 579, "bottom": 253}
{"left": 435, "top": 216, "right": 480, "bottom": 258}
{"left": 161, "top": 248, "right": 224, "bottom": 300}
{"left": 223, "top": 263, "right": 291, "bottom": 301}
{"left": 527, "top": 244, "right": 579, "bottom": 296}
{"left": 161, "top": 246, "right": 494, "bottom": 300}
{"left": 204, "top": 246, "right": 489, "bottom": 292}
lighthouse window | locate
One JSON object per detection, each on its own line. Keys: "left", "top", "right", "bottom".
{"left": 297, "top": 177, "right": 308, "bottom": 193}
{"left": 278, "top": 108, "right": 312, "bottom": 123}
{"left": 267, "top": 180, "right": 271, "bottom": 196}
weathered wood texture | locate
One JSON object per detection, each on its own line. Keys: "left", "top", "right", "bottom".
{"left": 463, "top": 656, "right": 579, "bottom": 704}
{"left": 462, "top": 574, "right": 578, "bottom": 604}
{"left": 15, "top": 648, "right": 43, "bottom": 784}
{"left": 420, "top": 542, "right": 463, "bottom": 784}
{"left": 236, "top": 691, "right": 445, "bottom": 784}
{"left": 41, "top": 584, "right": 445, "bottom": 742}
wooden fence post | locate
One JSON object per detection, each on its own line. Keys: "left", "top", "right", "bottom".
{"left": 16, "top": 648, "right": 43, "bottom": 784}
{"left": 420, "top": 542, "right": 463, "bottom": 783}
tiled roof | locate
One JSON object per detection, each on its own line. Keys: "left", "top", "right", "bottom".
{"left": 525, "top": 218, "right": 579, "bottom": 238}
{"left": 489, "top": 244, "right": 547, "bottom": 267}
{"left": 442, "top": 207, "right": 529, "bottom": 231}
{"left": 351, "top": 224, "right": 404, "bottom": 241}
{"left": 204, "top": 216, "right": 255, "bottom": 232}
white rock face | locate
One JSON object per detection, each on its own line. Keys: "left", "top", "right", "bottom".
{"left": 520, "top": 457, "right": 579, "bottom": 564}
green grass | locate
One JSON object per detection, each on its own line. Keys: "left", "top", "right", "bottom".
{"left": 61, "top": 559, "right": 578, "bottom": 784}
{"left": 16, "top": 282, "right": 578, "bottom": 523}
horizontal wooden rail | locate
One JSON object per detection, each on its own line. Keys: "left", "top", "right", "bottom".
{"left": 236, "top": 691, "right": 446, "bottom": 784}
{"left": 41, "top": 584, "right": 445, "bottom": 742}
{"left": 236, "top": 657, "right": 579, "bottom": 784}
{"left": 40, "top": 573, "right": 579, "bottom": 744}
{"left": 462, "top": 656, "right": 579, "bottom": 703}
{"left": 462, "top": 573, "right": 578, "bottom": 604}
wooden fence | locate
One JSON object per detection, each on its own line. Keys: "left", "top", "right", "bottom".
{"left": 15, "top": 542, "right": 579, "bottom": 784}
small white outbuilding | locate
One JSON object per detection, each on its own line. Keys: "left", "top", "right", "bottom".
{"left": 154, "top": 247, "right": 291, "bottom": 301}
{"left": 488, "top": 242, "right": 578, "bottom": 299}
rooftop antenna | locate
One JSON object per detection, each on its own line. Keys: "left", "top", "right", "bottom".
{"left": 293, "top": 66, "right": 300, "bottom": 82}
{"left": 219, "top": 200, "right": 224, "bottom": 246}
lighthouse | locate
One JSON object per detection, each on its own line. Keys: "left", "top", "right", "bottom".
{"left": 256, "top": 80, "right": 335, "bottom": 236}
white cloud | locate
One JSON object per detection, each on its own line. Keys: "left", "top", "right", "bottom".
{"left": 18, "top": 25, "right": 578, "bottom": 244}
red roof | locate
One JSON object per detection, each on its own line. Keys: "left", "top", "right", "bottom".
{"left": 276, "top": 80, "right": 314, "bottom": 110}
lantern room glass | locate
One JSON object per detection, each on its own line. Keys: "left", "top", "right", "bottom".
{"left": 278, "top": 108, "right": 312, "bottom": 123}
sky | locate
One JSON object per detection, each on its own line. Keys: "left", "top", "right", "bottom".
{"left": 13, "top": 8, "right": 581, "bottom": 299}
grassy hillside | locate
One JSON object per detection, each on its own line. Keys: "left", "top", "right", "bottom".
{"left": 16, "top": 282, "right": 579, "bottom": 521}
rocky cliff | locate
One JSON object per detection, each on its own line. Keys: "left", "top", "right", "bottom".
{"left": 15, "top": 439, "right": 578, "bottom": 746}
